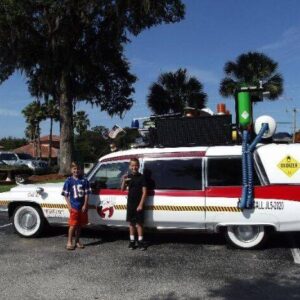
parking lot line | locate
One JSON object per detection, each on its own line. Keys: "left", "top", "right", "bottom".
{"left": 288, "top": 234, "right": 300, "bottom": 265}
{"left": 0, "top": 223, "right": 12, "bottom": 228}
{"left": 291, "top": 248, "right": 300, "bottom": 265}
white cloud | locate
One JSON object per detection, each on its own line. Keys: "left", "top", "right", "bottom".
{"left": 130, "top": 57, "right": 220, "bottom": 85}
{"left": 0, "top": 108, "right": 20, "bottom": 117}
{"left": 187, "top": 68, "right": 220, "bottom": 85}
{"left": 259, "top": 27, "right": 300, "bottom": 63}
{"left": 260, "top": 27, "right": 300, "bottom": 51}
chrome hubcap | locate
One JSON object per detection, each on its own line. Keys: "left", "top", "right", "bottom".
{"left": 18, "top": 210, "right": 37, "bottom": 230}
{"left": 233, "top": 226, "right": 260, "bottom": 243}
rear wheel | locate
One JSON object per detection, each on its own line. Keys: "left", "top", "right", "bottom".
{"left": 225, "top": 225, "right": 267, "bottom": 249}
{"left": 13, "top": 205, "right": 44, "bottom": 237}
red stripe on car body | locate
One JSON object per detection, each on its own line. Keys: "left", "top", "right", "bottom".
{"left": 98, "top": 189, "right": 205, "bottom": 197}
{"left": 206, "top": 185, "right": 300, "bottom": 201}
{"left": 96, "top": 185, "right": 300, "bottom": 201}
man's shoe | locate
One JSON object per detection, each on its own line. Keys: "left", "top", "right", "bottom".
{"left": 128, "top": 241, "right": 136, "bottom": 249}
{"left": 137, "top": 240, "right": 147, "bottom": 251}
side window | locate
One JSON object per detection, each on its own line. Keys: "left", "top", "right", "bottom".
{"left": 144, "top": 159, "right": 202, "bottom": 190}
{"left": 207, "top": 157, "right": 261, "bottom": 186}
{"left": 0, "top": 153, "right": 17, "bottom": 160}
{"left": 90, "top": 161, "right": 129, "bottom": 189}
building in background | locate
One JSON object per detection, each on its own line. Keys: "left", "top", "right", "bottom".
{"left": 14, "top": 135, "right": 60, "bottom": 163}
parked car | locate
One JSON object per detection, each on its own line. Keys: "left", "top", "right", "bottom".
{"left": 0, "top": 142, "right": 300, "bottom": 249}
{"left": 0, "top": 159, "right": 32, "bottom": 183}
{"left": 0, "top": 152, "right": 48, "bottom": 174}
{"left": 0, "top": 159, "right": 7, "bottom": 166}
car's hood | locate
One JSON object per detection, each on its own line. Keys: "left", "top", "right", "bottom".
{"left": 2, "top": 160, "right": 23, "bottom": 165}
{"left": 10, "top": 182, "right": 64, "bottom": 192}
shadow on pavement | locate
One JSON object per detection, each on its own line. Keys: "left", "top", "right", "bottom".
{"left": 147, "top": 276, "right": 300, "bottom": 300}
{"left": 41, "top": 225, "right": 295, "bottom": 250}
{"left": 207, "top": 275, "right": 300, "bottom": 300}
{"left": 147, "top": 292, "right": 200, "bottom": 300}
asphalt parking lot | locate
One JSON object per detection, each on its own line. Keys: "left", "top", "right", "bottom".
{"left": 1, "top": 211, "right": 300, "bottom": 300}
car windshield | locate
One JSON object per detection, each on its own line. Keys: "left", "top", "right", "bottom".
{"left": 17, "top": 153, "right": 34, "bottom": 160}
{"left": 86, "top": 162, "right": 99, "bottom": 179}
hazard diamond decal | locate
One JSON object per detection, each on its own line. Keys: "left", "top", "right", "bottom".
{"left": 241, "top": 111, "right": 249, "bottom": 120}
{"left": 277, "top": 155, "right": 300, "bottom": 177}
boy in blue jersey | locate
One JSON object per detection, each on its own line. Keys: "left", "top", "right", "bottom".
{"left": 62, "top": 162, "right": 91, "bottom": 250}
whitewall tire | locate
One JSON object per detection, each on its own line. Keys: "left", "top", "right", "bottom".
{"left": 225, "top": 225, "right": 267, "bottom": 249}
{"left": 13, "top": 205, "right": 44, "bottom": 237}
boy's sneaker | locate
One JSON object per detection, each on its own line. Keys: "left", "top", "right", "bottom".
{"left": 128, "top": 241, "right": 136, "bottom": 250}
{"left": 137, "top": 240, "right": 147, "bottom": 251}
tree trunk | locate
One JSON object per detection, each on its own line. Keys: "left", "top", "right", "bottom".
{"left": 34, "top": 125, "right": 38, "bottom": 158}
{"left": 48, "top": 118, "right": 53, "bottom": 166}
{"left": 59, "top": 72, "right": 73, "bottom": 175}
{"left": 34, "top": 140, "right": 37, "bottom": 158}
{"left": 37, "top": 124, "right": 41, "bottom": 159}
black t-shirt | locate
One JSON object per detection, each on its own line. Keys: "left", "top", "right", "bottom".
{"left": 127, "top": 172, "right": 146, "bottom": 206}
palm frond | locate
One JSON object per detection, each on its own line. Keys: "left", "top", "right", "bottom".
{"left": 147, "top": 68, "right": 208, "bottom": 114}
{"left": 220, "top": 52, "right": 283, "bottom": 100}
{"left": 219, "top": 77, "right": 237, "bottom": 98}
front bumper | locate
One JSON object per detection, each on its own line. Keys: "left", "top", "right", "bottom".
{"left": 0, "top": 200, "right": 9, "bottom": 212}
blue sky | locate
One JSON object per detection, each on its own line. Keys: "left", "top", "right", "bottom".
{"left": 0, "top": 0, "right": 300, "bottom": 138}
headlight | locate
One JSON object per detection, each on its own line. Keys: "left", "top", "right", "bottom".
{"left": 30, "top": 161, "right": 38, "bottom": 167}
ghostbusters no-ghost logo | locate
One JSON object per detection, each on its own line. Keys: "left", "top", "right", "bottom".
{"left": 97, "top": 198, "right": 115, "bottom": 219}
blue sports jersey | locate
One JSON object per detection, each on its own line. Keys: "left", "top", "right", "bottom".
{"left": 62, "top": 176, "right": 91, "bottom": 211}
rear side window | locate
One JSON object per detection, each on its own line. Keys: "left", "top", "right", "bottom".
{"left": 17, "top": 153, "right": 33, "bottom": 160}
{"left": 207, "top": 157, "right": 261, "bottom": 186}
{"left": 143, "top": 159, "right": 202, "bottom": 190}
{"left": 90, "top": 161, "right": 129, "bottom": 189}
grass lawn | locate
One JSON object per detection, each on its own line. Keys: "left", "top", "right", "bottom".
{"left": 0, "top": 185, "right": 16, "bottom": 193}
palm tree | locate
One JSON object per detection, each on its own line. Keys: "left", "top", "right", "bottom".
{"left": 147, "top": 68, "right": 207, "bottom": 115}
{"left": 43, "top": 99, "right": 59, "bottom": 165}
{"left": 73, "top": 111, "right": 90, "bottom": 136}
{"left": 25, "top": 124, "right": 39, "bottom": 143}
{"left": 22, "top": 101, "right": 45, "bottom": 158}
{"left": 220, "top": 52, "right": 284, "bottom": 101}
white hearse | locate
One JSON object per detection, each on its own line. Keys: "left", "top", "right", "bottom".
{"left": 0, "top": 142, "right": 300, "bottom": 249}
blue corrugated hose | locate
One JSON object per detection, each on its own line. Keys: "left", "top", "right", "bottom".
{"left": 246, "top": 149, "right": 254, "bottom": 208}
{"left": 239, "top": 130, "right": 249, "bottom": 209}
{"left": 239, "top": 123, "right": 269, "bottom": 209}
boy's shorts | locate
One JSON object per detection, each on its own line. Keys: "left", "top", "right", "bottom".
{"left": 126, "top": 207, "right": 144, "bottom": 225}
{"left": 69, "top": 208, "right": 88, "bottom": 226}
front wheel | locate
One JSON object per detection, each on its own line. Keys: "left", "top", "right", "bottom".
{"left": 225, "top": 225, "right": 267, "bottom": 249}
{"left": 13, "top": 205, "right": 45, "bottom": 237}
{"left": 15, "top": 174, "right": 29, "bottom": 185}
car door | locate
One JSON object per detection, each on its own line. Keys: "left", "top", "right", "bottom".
{"left": 88, "top": 160, "right": 129, "bottom": 226}
{"left": 205, "top": 156, "right": 261, "bottom": 228}
{"left": 143, "top": 157, "right": 205, "bottom": 229}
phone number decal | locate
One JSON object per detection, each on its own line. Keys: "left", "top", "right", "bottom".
{"left": 255, "top": 201, "right": 284, "bottom": 210}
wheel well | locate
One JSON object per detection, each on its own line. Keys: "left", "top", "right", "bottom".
{"left": 216, "top": 224, "right": 277, "bottom": 233}
{"left": 8, "top": 202, "right": 43, "bottom": 219}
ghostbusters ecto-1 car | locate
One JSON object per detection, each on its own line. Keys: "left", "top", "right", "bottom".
{"left": 0, "top": 138, "right": 300, "bottom": 249}
{"left": 2, "top": 84, "right": 299, "bottom": 249}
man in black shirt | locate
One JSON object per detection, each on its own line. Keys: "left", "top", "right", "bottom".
{"left": 121, "top": 158, "right": 147, "bottom": 250}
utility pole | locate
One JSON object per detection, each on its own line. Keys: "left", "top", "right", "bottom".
{"left": 286, "top": 108, "right": 300, "bottom": 143}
